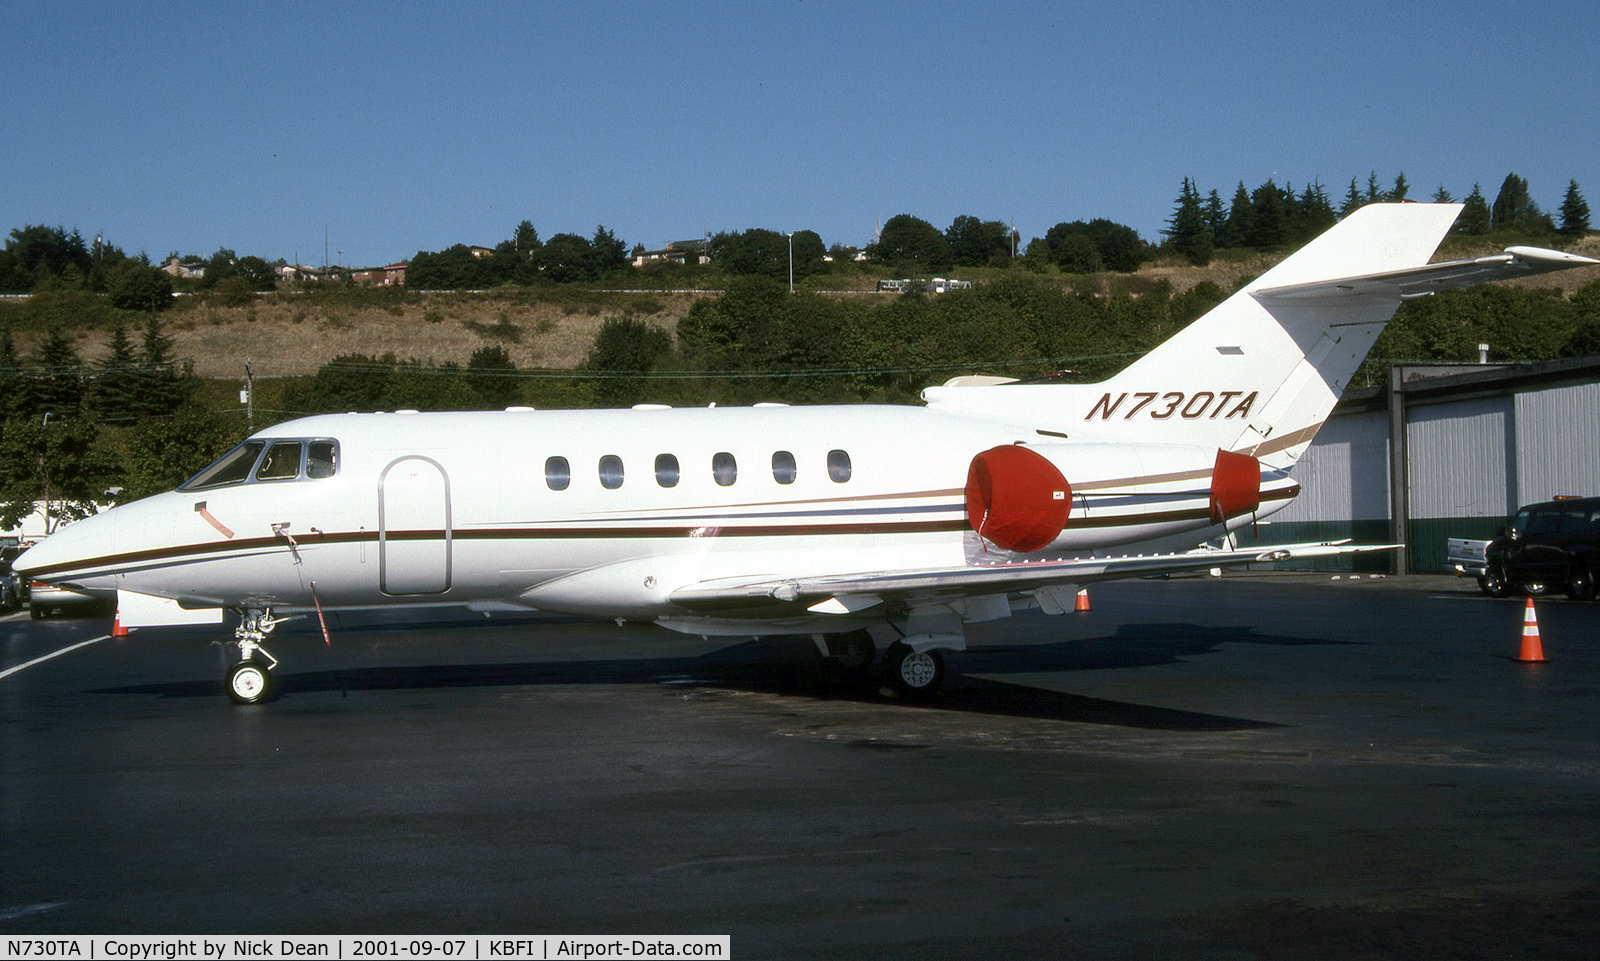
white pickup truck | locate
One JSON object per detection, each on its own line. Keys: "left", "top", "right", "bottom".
{"left": 1447, "top": 537, "right": 1490, "bottom": 581}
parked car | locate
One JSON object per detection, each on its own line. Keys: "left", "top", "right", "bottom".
{"left": 1480, "top": 496, "right": 1600, "bottom": 599}
{"left": 27, "top": 579, "right": 109, "bottom": 619}
{"left": 0, "top": 560, "right": 20, "bottom": 613}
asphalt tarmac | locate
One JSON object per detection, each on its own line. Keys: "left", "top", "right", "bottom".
{"left": 2, "top": 575, "right": 1597, "bottom": 959}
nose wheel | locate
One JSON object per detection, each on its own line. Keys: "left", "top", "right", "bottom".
{"left": 226, "top": 659, "right": 274, "bottom": 704}
{"left": 224, "top": 609, "right": 284, "bottom": 704}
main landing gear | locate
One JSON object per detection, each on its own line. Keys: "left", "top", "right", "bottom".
{"left": 816, "top": 629, "right": 953, "bottom": 700}
{"left": 224, "top": 609, "right": 284, "bottom": 705}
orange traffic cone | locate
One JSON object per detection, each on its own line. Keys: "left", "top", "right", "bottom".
{"left": 1516, "top": 597, "right": 1546, "bottom": 663}
{"left": 1074, "top": 588, "right": 1092, "bottom": 613}
{"left": 111, "top": 616, "right": 129, "bottom": 637}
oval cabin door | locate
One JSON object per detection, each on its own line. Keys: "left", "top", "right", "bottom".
{"left": 379, "top": 456, "right": 452, "bottom": 595}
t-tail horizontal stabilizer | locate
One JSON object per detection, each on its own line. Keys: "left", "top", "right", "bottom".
{"left": 1254, "top": 245, "right": 1598, "bottom": 301}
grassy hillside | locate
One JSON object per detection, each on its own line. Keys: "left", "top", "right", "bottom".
{"left": 4, "top": 232, "right": 1595, "bottom": 383}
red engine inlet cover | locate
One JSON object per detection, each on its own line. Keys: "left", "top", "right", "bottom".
{"left": 1209, "top": 449, "right": 1262, "bottom": 523}
{"left": 965, "top": 445, "right": 1072, "bottom": 552}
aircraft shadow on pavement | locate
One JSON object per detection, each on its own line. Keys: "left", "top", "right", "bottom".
{"left": 91, "top": 620, "right": 1322, "bottom": 731}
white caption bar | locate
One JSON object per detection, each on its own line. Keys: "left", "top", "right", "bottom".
{"left": 4, "top": 936, "right": 731, "bottom": 960}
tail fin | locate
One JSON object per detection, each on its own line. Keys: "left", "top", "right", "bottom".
{"left": 924, "top": 204, "right": 1592, "bottom": 469}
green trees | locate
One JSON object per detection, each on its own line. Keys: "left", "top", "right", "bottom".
{"left": 409, "top": 222, "right": 634, "bottom": 288}
{"left": 710, "top": 229, "right": 828, "bottom": 281}
{"left": 1458, "top": 185, "right": 1492, "bottom": 235}
{"left": 200, "top": 249, "right": 276, "bottom": 291}
{"left": 581, "top": 316, "right": 674, "bottom": 407}
{"left": 872, "top": 215, "right": 950, "bottom": 272}
{"left": 1165, "top": 177, "right": 1214, "bottom": 266}
{"left": 1559, "top": 181, "right": 1591, "bottom": 237}
{"left": 0, "top": 414, "right": 119, "bottom": 534}
{"left": 107, "top": 262, "right": 174, "bottom": 312}
{"left": 1042, "top": 219, "right": 1147, "bottom": 273}
{"left": 1169, "top": 171, "right": 1587, "bottom": 257}
{"left": 0, "top": 226, "right": 93, "bottom": 292}
{"left": 712, "top": 229, "right": 787, "bottom": 279}
{"left": 946, "top": 216, "right": 1015, "bottom": 268}
{"left": 1491, "top": 173, "right": 1556, "bottom": 234}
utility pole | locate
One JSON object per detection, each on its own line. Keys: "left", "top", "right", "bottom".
{"left": 243, "top": 359, "right": 255, "bottom": 431}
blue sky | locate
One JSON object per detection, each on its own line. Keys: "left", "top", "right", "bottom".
{"left": 5, "top": 1, "right": 1596, "bottom": 267}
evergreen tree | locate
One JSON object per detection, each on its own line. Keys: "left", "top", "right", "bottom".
{"left": 1365, "top": 171, "right": 1382, "bottom": 203}
{"left": 1218, "top": 182, "right": 1253, "bottom": 248}
{"left": 1341, "top": 178, "right": 1364, "bottom": 218}
{"left": 1458, "top": 184, "right": 1491, "bottom": 234}
{"left": 1491, "top": 173, "right": 1553, "bottom": 233}
{"left": 590, "top": 225, "right": 629, "bottom": 273}
{"left": 1203, "top": 189, "right": 1226, "bottom": 238}
{"left": 1559, "top": 180, "right": 1591, "bottom": 237}
{"left": 509, "top": 220, "right": 542, "bottom": 259}
{"left": 0, "top": 325, "right": 24, "bottom": 422}
{"left": 132, "top": 315, "right": 193, "bottom": 417}
{"left": 30, "top": 326, "right": 83, "bottom": 417}
{"left": 1432, "top": 184, "right": 1454, "bottom": 203}
{"left": 1247, "top": 180, "right": 1288, "bottom": 249}
{"left": 91, "top": 323, "right": 141, "bottom": 422}
{"left": 1390, "top": 172, "right": 1409, "bottom": 202}
{"left": 1164, "top": 178, "right": 1213, "bottom": 265}
{"left": 1292, "top": 181, "right": 1335, "bottom": 244}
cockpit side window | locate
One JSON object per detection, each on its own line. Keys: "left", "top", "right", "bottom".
{"left": 255, "top": 441, "right": 304, "bottom": 481}
{"left": 181, "top": 441, "right": 265, "bottom": 491}
{"left": 307, "top": 441, "right": 338, "bottom": 479}
{"left": 180, "top": 438, "right": 340, "bottom": 491}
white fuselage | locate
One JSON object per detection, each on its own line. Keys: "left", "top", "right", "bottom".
{"left": 20, "top": 403, "right": 1295, "bottom": 631}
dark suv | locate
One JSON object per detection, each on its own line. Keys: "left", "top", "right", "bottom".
{"left": 1482, "top": 496, "right": 1600, "bottom": 600}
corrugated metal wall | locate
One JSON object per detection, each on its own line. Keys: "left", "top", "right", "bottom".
{"left": 1270, "top": 410, "right": 1389, "bottom": 523}
{"left": 1407, "top": 396, "right": 1514, "bottom": 520}
{"left": 1514, "top": 382, "right": 1600, "bottom": 502}
{"left": 1262, "top": 369, "right": 1600, "bottom": 572}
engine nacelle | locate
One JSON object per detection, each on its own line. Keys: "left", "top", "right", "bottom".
{"left": 964, "top": 443, "right": 1266, "bottom": 553}
{"left": 964, "top": 444, "right": 1072, "bottom": 552}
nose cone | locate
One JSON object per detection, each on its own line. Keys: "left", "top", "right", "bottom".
{"left": 12, "top": 509, "right": 118, "bottom": 584}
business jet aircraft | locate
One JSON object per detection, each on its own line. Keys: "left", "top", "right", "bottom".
{"left": 14, "top": 204, "right": 1596, "bottom": 703}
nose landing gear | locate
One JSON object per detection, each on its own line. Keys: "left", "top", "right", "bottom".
{"left": 225, "top": 609, "right": 285, "bottom": 705}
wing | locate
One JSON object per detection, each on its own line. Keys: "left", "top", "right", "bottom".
{"left": 1254, "top": 246, "right": 1597, "bottom": 302}
{"left": 668, "top": 540, "right": 1394, "bottom": 617}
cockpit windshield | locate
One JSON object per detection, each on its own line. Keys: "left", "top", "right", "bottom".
{"left": 180, "top": 439, "right": 339, "bottom": 491}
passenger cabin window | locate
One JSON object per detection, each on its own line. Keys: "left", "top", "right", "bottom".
{"left": 655, "top": 454, "right": 680, "bottom": 488}
{"left": 712, "top": 452, "right": 737, "bottom": 487}
{"left": 828, "top": 449, "right": 852, "bottom": 483}
{"left": 599, "top": 455, "right": 625, "bottom": 489}
{"left": 545, "top": 456, "right": 571, "bottom": 491}
{"left": 255, "top": 441, "right": 303, "bottom": 481}
{"left": 771, "top": 451, "right": 797, "bottom": 485}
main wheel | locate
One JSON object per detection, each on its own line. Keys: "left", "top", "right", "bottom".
{"left": 827, "top": 631, "right": 877, "bottom": 678}
{"left": 1567, "top": 567, "right": 1596, "bottom": 601}
{"left": 225, "top": 659, "right": 274, "bottom": 705}
{"left": 1478, "top": 567, "right": 1510, "bottom": 598}
{"left": 884, "top": 643, "right": 945, "bottom": 700}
